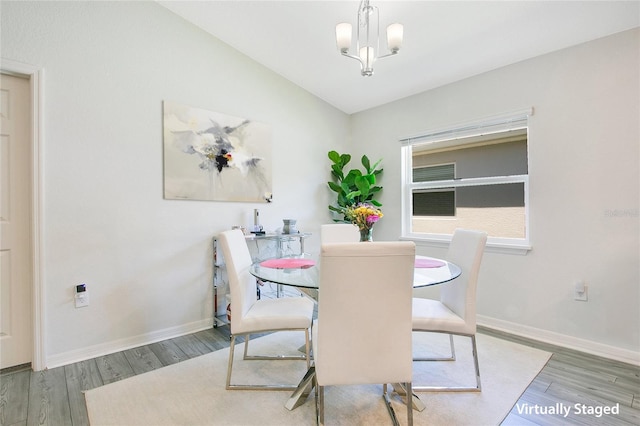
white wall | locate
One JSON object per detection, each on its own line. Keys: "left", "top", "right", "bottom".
{"left": 1, "top": 1, "right": 349, "bottom": 367}
{"left": 350, "top": 29, "right": 639, "bottom": 363}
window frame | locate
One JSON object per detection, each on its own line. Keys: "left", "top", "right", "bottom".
{"left": 400, "top": 109, "right": 533, "bottom": 254}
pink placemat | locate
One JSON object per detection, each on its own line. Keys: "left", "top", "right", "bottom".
{"left": 415, "top": 258, "right": 446, "bottom": 268}
{"left": 260, "top": 258, "right": 316, "bottom": 269}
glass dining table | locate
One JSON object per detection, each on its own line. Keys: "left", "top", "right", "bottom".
{"left": 249, "top": 254, "right": 461, "bottom": 290}
{"left": 248, "top": 253, "right": 462, "bottom": 412}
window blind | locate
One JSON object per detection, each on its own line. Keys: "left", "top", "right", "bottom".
{"left": 413, "top": 164, "right": 455, "bottom": 182}
{"left": 400, "top": 108, "right": 533, "bottom": 147}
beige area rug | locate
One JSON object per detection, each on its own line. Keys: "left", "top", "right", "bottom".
{"left": 85, "top": 331, "right": 551, "bottom": 426}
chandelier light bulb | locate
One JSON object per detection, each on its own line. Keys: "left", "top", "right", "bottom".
{"left": 336, "top": 22, "right": 352, "bottom": 53}
{"left": 387, "top": 23, "right": 403, "bottom": 52}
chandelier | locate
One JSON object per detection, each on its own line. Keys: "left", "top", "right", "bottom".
{"left": 335, "top": 0, "right": 404, "bottom": 77}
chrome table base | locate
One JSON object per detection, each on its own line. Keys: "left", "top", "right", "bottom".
{"left": 284, "top": 366, "right": 425, "bottom": 412}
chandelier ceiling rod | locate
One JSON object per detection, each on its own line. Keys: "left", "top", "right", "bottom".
{"left": 335, "top": 0, "right": 404, "bottom": 77}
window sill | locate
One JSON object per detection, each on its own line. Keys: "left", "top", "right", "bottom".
{"left": 400, "top": 235, "right": 531, "bottom": 255}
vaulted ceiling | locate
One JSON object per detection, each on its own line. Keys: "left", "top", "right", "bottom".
{"left": 158, "top": 1, "right": 639, "bottom": 114}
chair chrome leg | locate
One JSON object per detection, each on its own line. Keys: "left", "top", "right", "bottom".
{"left": 227, "top": 329, "right": 312, "bottom": 391}
{"left": 243, "top": 334, "right": 251, "bottom": 359}
{"left": 405, "top": 382, "right": 414, "bottom": 426}
{"left": 413, "top": 333, "right": 456, "bottom": 361}
{"left": 242, "top": 331, "right": 309, "bottom": 362}
{"left": 470, "top": 334, "right": 482, "bottom": 391}
{"left": 449, "top": 333, "right": 456, "bottom": 360}
{"left": 225, "top": 334, "right": 237, "bottom": 390}
{"left": 304, "top": 328, "right": 310, "bottom": 369}
{"left": 412, "top": 333, "right": 481, "bottom": 392}
{"left": 317, "top": 385, "right": 325, "bottom": 426}
{"left": 313, "top": 374, "right": 319, "bottom": 425}
{"left": 383, "top": 384, "right": 400, "bottom": 426}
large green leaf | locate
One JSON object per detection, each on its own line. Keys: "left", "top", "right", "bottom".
{"left": 328, "top": 150, "right": 340, "bottom": 163}
{"left": 369, "top": 158, "right": 382, "bottom": 172}
{"left": 331, "top": 164, "right": 344, "bottom": 180}
{"left": 361, "top": 155, "right": 371, "bottom": 172}
{"left": 346, "top": 190, "right": 361, "bottom": 200}
{"left": 354, "top": 175, "right": 371, "bottom": 197}
{"left": 343, "top": 169, "right": 361, "bottom": 186}
{"left": 328, "top": 181, "right": 342, "bottom": 193}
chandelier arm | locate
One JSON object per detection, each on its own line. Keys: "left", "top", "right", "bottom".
{"left": 376, "top": 51, "right": 399, "bottom": 60}
{"left": 340, "top": 52, "right": 366, "bottom": 67}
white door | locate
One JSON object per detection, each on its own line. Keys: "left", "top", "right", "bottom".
{"left": 0, "top": 73, "right": 32, "bottom": 369}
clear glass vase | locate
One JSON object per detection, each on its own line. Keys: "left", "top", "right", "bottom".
{"left": 359, "top": 227, "right": 373, "bottom": 242}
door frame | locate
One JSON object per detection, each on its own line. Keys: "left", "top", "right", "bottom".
{"left": 1, "top": 58, "right": 45, "bottom": 371}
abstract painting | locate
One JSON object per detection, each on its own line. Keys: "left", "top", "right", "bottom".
{"left": 163, "top": 101, "right": 273, "bottom": 202}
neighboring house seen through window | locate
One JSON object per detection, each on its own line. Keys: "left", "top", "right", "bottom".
{"left": 401, "top": 109, "right": 532, "bottom": 250}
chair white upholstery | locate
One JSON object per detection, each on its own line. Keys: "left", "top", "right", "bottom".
{"left": 320, "top": 223, "right": 360, "bottom": 243}
{"left": 218, "top": 229, "right": 314, "bottom": 391}
{"left": 412, "top": 228, "right": 487, "bottom": 392}
{"left": 313, "top": 241, "right": 415, "bottom": 426}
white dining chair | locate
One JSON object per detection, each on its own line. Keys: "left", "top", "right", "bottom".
{"left": 412, "top": 228, "right": 487, "bottom": 392}
{"left": 313, "top": 241, "right": 415, "bottom": 426}
{"left": 218, "top": 229, "right": 314, "bottom": 391}
{"left": 320, "top": 223, "right": 360, "bottom": 243}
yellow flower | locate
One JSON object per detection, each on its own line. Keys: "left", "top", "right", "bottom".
{"left": 345, "top": 203, "right": 383, "bottom": 230}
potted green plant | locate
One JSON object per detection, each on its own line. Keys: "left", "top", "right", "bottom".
{"left": 327, "top": 150, "right": 383, "bottom": 222}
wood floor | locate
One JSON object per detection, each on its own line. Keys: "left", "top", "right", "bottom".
{"left": 1, "top": 324, "right": 638, "bottom": 426}
{"left": 482, "top": 327, "right": 640, "bottom": 426}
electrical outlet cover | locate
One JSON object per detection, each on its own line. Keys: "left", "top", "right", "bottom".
{"left": 75, "top": 293, "right": 89, "bottom": 308}
{"left": 574, "top": 286, "right": 588, "bottom": 301}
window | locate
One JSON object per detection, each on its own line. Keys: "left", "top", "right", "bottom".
{"left": 401, "top": 109, "right": 532, "bottom": 251}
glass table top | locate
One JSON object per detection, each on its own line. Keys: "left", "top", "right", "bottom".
{"left": 249, "top": 254, "right": 461, "bottom": 289}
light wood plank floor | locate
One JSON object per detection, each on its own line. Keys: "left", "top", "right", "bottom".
{"left": 1, "top": 324, "right": 638, "bottom": 425}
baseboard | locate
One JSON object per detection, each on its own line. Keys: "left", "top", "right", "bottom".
{"left": 478, "top": 315, "right": 640, "bottom": 366}
{"left": 45, "top": 318, "right": 214, "bottom": 369}
{"left": 45, "top": 315, "right": 640, "bottom": 369}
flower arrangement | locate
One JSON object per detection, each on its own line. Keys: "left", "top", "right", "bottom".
{"left": 345, "top": 203, "right": 383, "bottom": 241}
{"left": 345, "top": 203, "right": 383, "bottom": 230}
